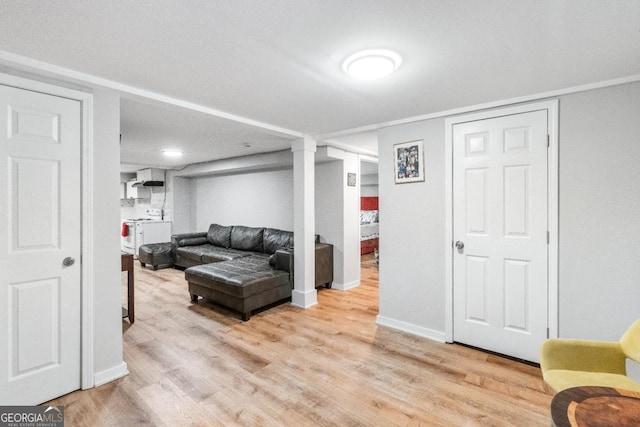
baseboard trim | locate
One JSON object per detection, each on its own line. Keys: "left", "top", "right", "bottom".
{"left": 375, "top": 315, "right": 446, "bottom": 343}
{"left": 93, "top": 362, "right": 129, "bottom": 388}
{"left": 331, "top": 279, "right": 360, "bottom": 291}
{"left": 291, "top": 289, "right": 318, "bottom": 309}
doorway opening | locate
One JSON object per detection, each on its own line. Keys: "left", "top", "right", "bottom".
{"left": 360, "top": 158, "right": 379, "bottom": 266}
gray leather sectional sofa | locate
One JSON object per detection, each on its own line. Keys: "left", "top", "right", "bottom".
{"left": 171, "top": 224, "right": 333, "bottom": 320}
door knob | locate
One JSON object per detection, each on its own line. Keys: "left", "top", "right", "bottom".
{"left": 63, "top": 257, "right": 75, "bottom": 267}
{"left": 455, "top": 241, "right": 464, "bottom": 250}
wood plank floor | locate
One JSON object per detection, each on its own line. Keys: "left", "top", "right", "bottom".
{"left": 47, "top": 254, "right": 554, "bottom": 426}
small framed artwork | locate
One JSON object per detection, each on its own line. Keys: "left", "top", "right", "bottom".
{"left": 347, "top": 172, "right": 357, "bottom": 187}
{"left": 394, "top": 140, "right": 425, "bottom": 184}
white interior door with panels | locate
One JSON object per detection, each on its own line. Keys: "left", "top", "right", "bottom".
{"left": 451, "top": 108, "right": 550, "bottom": 363}
{"left": 0, "top": 84, "right": 82, "bottom": 404}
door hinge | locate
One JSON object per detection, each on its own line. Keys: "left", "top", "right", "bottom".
{"left": 547, "top": 231, "right": 550, "bottom": 244}
{"left": 547, "top": 327, "right": 550, "bottom": 338}
{"left": 547, "top": 134, "right": 550, "bottom": 147}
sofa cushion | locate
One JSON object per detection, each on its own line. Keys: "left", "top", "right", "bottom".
{"left": 230, "top": 226, "right": 264, "bottom": 252}
{"left": 185, "top": 255, "right": 289, "bottom": 298}
{"left": 177, "top": 244, "right": 219, "bottom": 263}
{"left": 263, "top": 228, "right": 293, "bottom": 254}
{"left": 202, "top": 247, "right": 251, "bottom": 263}
{"left": 207, "top": 224, "right": 232, "bottom": 248}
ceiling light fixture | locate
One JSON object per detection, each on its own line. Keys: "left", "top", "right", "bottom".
{"left": 162, "top": 149, "right": 183, "bottom": 157}
{"left": 342, "top": 49, "right": 402, "bottom": 81}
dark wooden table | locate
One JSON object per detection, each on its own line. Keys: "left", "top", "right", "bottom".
{"left": 551, "top": 386, "right": 640, "bottom": 426}
{"left": 121, "top": 252, "right": 134, "bottom": 323}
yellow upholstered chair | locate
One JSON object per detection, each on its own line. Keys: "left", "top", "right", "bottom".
{"left": 540, "top": 319, "right": 640, "bottom": 393}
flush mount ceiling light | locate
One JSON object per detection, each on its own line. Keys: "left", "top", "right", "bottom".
{"left": 162, "top": 149, "right": 183, "bottom": 157}
{"left": 342, "top": 49, "right": 402, "bottom": 81}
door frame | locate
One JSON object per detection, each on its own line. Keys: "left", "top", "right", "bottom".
{"left": 444, "top": 100, "right": 559, "bottom": 343}
{"left": 0, "top": 72, "right": 95, "bottom": 389}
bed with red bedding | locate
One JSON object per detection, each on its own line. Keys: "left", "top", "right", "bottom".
{"left": 360, "top": 196, "right": 379, "bottom": 255}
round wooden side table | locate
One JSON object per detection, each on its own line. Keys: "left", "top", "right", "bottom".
{"left": 551, "top": 386, "right": 640, "bottom": 426}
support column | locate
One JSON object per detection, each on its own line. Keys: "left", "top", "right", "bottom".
{"left": 291, "top": 136, "right": 317, "bottom": 308}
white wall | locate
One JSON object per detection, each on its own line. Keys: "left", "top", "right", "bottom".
{"left": 316, "top": 161, "right": 343, "bottom": 265}
{"left": 315, "top": 153, "right": 361, "bottom": 290}
{"left": 558, "top": 82, "right": 640, "bottom": 340}
{"left": 378, "top": 119, "right": 446, "bottom": 335}
{"left": 194, "top": 169, "right": 293, "bottom": 231}
{"left": 343, "top": 152, "right": 361, "bottom": 288}
{"left": 360, "top": 173, "right": 379, "bottom": 197}
{"left": 170, "top": 173, "right": 196, "bottom": 234}
{"left": 360, "top": 186, "right": 378, "bottom": 197}
{"left": 91, "top": 89, "right": 126, "bottom": 381}
{"left": 377, "top": 81, "right": 640, "bottom": 343}
{"left": 120, "top": 185, "right": 169, "bottom": 220}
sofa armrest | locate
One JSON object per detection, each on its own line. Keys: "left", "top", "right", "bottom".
{"left": 540, "top": 338, "right": 627, "bottom": 375}
{"left": 171, "top": 232, "right": 207, "bottom": 247}
{"left": 274, "top": 248, "right": 293, "bottom": 273}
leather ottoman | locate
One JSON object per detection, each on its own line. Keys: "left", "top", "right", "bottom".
{"left": 185, "top": 255, "right": 291, "bottom": 321}
{"left": 139, "top": 242, "right": 173, "bottom": 270}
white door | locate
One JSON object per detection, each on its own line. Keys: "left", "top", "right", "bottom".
{"left": 0, "top": 85, "right": 82, "bottom": 404}
{"left": 453, "top": 110, "right": 548, "bottom": 363}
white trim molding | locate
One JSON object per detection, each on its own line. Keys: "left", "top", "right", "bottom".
{"left": 319, "top": 138, "right": 379, "bottom": 157}
{"left": 3, "top": 48, "right": 639, "bottom": 146}
{"left": 80, "top": 92, "right": 95, "bottom": 389}
{"left": 376, "top": 316, "right": 447, "bottom": 343}
{"left": 331, "top": 279, "right": 360, "bottom": 291}
{"left": 291, "top": 289, "right": 318, "bottom": 309}
{"left": 317, "top": 74, "right": 640, "bottom": 141}
{"left": 0, "top": 50, "right": 303, "bottom": 139}
{"left": 94, "top": 362, "right": 129, "bottom": 387}
{"left": 443, "top": 100, "right": 560, "bottom": 343}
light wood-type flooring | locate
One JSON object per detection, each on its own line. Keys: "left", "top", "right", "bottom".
{"left": 46, "top": 254, "right": 554, "bottom": 426}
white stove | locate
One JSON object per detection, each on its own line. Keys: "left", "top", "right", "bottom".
{"left": 121, "top": 209, "right": 172, "bottom": 258}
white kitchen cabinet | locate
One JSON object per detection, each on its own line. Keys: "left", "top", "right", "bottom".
{"left": 126, "top": 179, "right": 150, "bottom": 199}
{"left": 137, "top": 168, "right": 165, "bottom": 182}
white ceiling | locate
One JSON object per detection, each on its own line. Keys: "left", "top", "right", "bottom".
{"left": 119, "top": 98, "right": 295, "bottom": 171}
{"left": 1, "top": 1, "right": 639, "bottom": 170}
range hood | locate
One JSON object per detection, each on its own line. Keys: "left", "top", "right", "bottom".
{"left": 132, "top": 180, "right": 164, "bottom": 187}
{"left": 132, "top": 168, "right": 165, "bottom": 187}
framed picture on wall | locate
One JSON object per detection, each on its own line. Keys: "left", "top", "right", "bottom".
{"left": 393, "top": 140, "right": 425, "bottom": 184}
